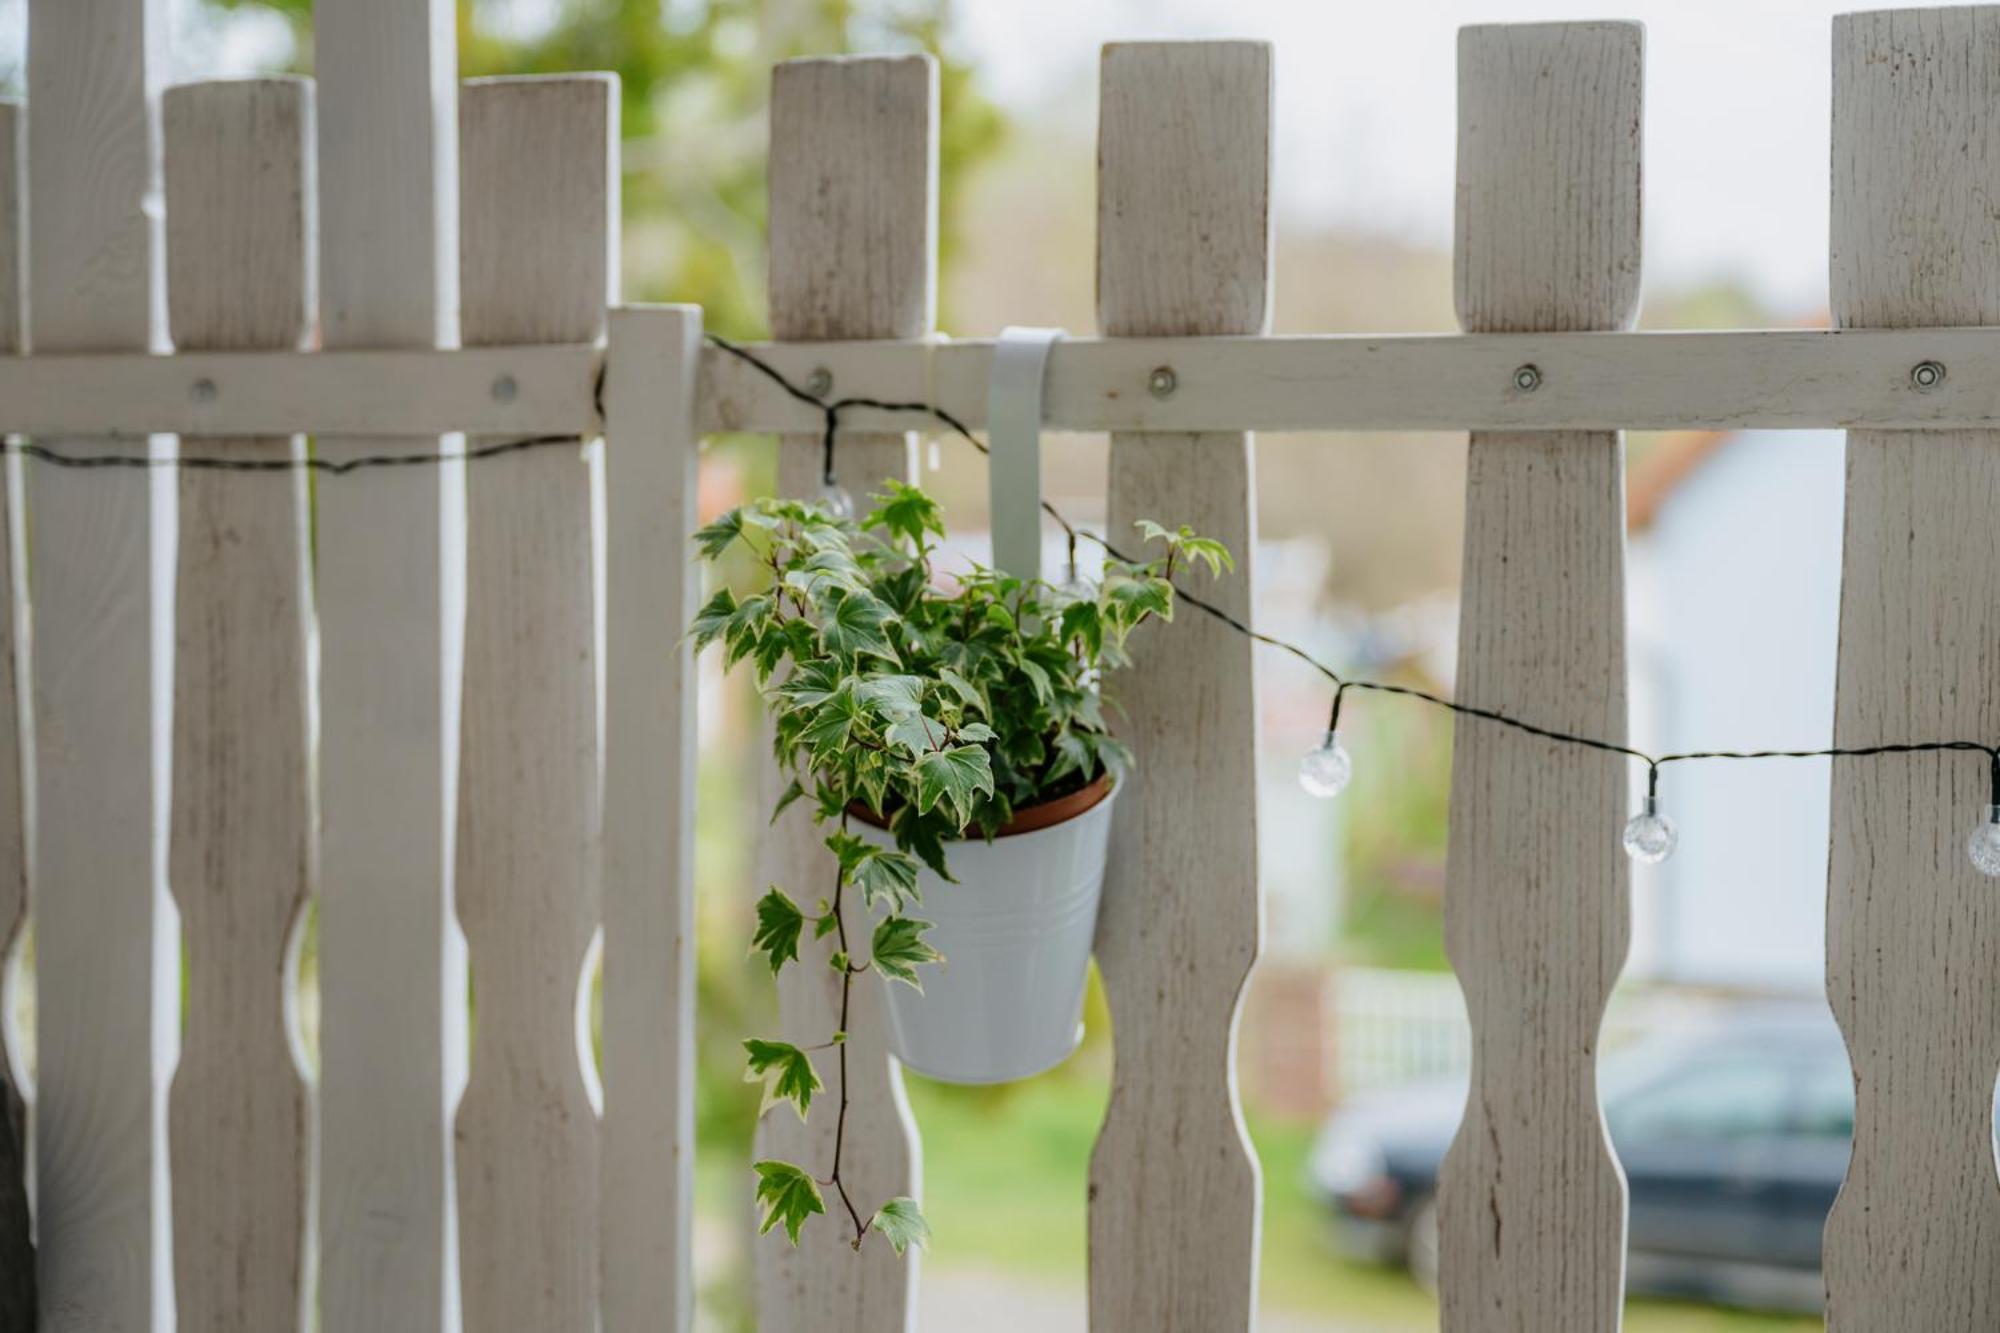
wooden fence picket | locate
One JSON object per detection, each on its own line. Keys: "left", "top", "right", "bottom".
{"left": 162, "top": 77, "right": 317, "bottom": 1333}
{"left": 1824, "top": 9, "right": 2000, "bottom": 1328}
{"left": 24, "top": 2, "right": 172, "bottom": 1325}
{"left": 755, "top": 52, "right": 935, "bottom": 1333}
{"left": 1440, "top": 22, "right": 1641, "bottom": 1332}
{"left": 0, "top": 97, "right": 25, "bottom": 1163}
{"left": 454, "top": 73, "right": 615, "bottom": 1332}
{"left": 1089, "top": 40, "right": 1271, "bottom": 1333}
{"left": 599, "top": 304, "right": 703, "bottom": 1333}
{"left": 312, "top": 2, "right": 465, "bottom": 1328}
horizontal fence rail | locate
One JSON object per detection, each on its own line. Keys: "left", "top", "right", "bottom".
{"left": 19, "top": 326, "right": 2000, "bottom": 440}
{"left": 0, "top": 345, "right": 597, "bottom": 438}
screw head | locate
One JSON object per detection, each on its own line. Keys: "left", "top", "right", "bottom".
{"left": 490, "top": 374, "right": 518, "bottom": 404}
{"left": 1911, "top": 360, "right": 1947, "bottom": 391}
{"left": 804, "top": 367, "right": 834, "bottom": 399}
{"left": 1148, "top": 366, "right": 1178, "bottom": 399}
{"left": 189, "top": 378, "right": 218, "bottom": 405}
{"left": 1512, "top": 364, "right": 1543, "bottom": 393}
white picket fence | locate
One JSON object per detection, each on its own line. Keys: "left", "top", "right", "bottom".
{"left": 4, "top": 2, "right": 2000, "bottom": 1331}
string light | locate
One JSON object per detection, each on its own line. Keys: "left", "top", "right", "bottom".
{"left": 1054, "top": 535, "right": 1096, "bottom": 605}
{"left": 704, "top": 334, "right": 2000, "bottom": 883}
{"left": 1298, "top": 689, "right": 1353, "bottom": 799}
{"left": 1972, "top": 754, "right": 2000, "bottom": 878}
{"left": 1299, "top": 732, "right": 1353, "bottom": 799}
{"left": 1623, "top": 770, "right": 1677, "bottom": 865}
{"left": 14, "top": 337, "right": 1997, "bottom": 880}
{"left": 817, "top": 480, "right": 856, "bottom": 521}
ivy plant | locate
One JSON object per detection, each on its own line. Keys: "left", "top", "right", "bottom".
{"left": 690, "top": 481, "right": 1230, "bottom": 1253}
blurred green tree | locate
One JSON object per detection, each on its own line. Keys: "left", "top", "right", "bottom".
{"left": 203, "top": 0, "right": 1004, "bottom": 336}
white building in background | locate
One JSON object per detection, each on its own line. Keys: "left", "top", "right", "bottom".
{"left": 1624, "top": 428, "right": 1847, "bottom": 994}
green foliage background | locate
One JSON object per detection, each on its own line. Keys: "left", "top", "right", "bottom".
{"left": 206, "top": 0, "right": 1004, "bottom": 336}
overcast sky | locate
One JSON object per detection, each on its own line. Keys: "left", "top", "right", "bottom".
{"left": 0, "top": 0, "right": 1931, "bottom": 317}
{"left": 956, "top": 0, "right": 1923, "bottom": 318}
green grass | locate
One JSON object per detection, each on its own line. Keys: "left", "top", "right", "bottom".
{"left": 893, "top": 1069, "right": 1821, "bottom": 1332}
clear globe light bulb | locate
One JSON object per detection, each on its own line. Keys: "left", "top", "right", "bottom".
{"left": 1622, "top": 794, "right": 1678, "bottom": 865}
{"left": 1968, "top": 805, "right": 2000, "bottom": 878}
{"left": 817, "top": 481, "right": 855, "bottom": 521}
{"left": 1298, "top": 730, "right": 1353, "bottom": 799}
{"left": 1055, "top": 559, "right": 1096, "bottom": 605}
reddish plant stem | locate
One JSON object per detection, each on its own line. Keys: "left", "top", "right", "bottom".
{"left": 825, "top": 849, "right": 868, "bottom": 1247}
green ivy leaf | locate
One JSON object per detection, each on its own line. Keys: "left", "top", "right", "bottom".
{"left": 750, "top": 888, "right": 805, "bottom": 975}
{"left": 1177, "top": 535, "right": 1235, "bottom": 577}
{"left": 913, "top": 744, "right": 996, "bottom": 826}
{"left": 1106, "top": 574, "right": 1173, "bottom": 625}
{"left": 885, "top": 712, "right": 947, "bottom": 757}
{"left": 1058, "top": 599, "right": 1102, "bottom": 658}
{"left": 770, "top": 778, "right": 808, "bottom": 824}
{"left": 742, "top": 1038, "right": 822, "bottom": 1120}
{"left": 796, "top": 680, "right": 865, "bottom": 763}
{"left": 871, "top": 915, "right": 943, "bottom": 990}
{"left": 891, "top": 804, "right": 953, "bottom": 882}
{"left": 826, "top": 832, "right": 924, "bottom": 912}
{"left": 865, "top": 480, "right": 946, "bottom": 550}
{"left": 856, "top": 674, "right": 924, "bottom": 721}
{"left": 821, "top": 589, "right": 899, "bottom": 662}
{"left": 936, "top": 665, "right": 985, "bottom": 712}
{"left": 689, "top": 588, "right": 738, "bottom": 650}
{"left": 752, "top": 1160, "right": 826, "bottom": 1245}
{"left": 692, "top": 509, "right": 745, "bottom": 559}
{"left": 870, "top": 1197, "right": 932, "bottom": 1256}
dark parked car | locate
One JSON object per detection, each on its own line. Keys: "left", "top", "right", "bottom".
{"left": 1306, "top": 1003, "right": 1860, "bottom": 1313}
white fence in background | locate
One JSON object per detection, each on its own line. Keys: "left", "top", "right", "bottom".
{"left": 2, "top": 3, "right": 1999, "bottom": 1332}
{"left": 1331, "top": 967, "right": 1730, "bottom": 1097}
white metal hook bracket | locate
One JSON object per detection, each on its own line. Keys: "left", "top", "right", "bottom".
{"left": 986, "top": 326, "right": 1066, "bottom": 581}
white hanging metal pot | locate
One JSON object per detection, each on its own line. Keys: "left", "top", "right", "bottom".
{"left": 854, "top": 775, "right": 1116, "bottom": 1085}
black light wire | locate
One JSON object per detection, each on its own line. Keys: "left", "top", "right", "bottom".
{"left": 704, "top": 332, "right": 2000, "bottom": 809}
{"left": 9, "top": 335, "right": 1994, "bottom": 809}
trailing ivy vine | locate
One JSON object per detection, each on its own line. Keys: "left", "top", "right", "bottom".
{"left": 690, "top": 483, "right": 1229, "bottom": 1252}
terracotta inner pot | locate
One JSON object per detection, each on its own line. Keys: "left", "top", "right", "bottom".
{"left": 848, "top": 771, "right": 1114, "bottom": 841}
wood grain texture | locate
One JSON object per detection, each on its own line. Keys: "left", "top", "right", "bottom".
{"left": 454, "top": 74, "right": 613, "bottom": 1333}
{"left": 599, "top": 305, "right": 702, "bottom": 1333}
{"left": 702, "top": 326, "right": 2000, "bottom": 436}
{"left": 1090, "top": 41, "right": 1270, "bottom": 1333}
{"left": 1440, "top": 22, "right": 1639, "bottom": 1333}
{"left": 756, "top": 53, "right": 933, "bottom": 1333}
{"left": 1455, "top": 23, "right": 1641, "bottom": 334}
{"left": 162, "top": 77, "right": 316, "bottom": 1333}
{"left": 0, "top": 97, "right": 25, "bottom": 1165}
{"left": 25, "top": 3, "right": 172, "bottom": 1327}
{"left": 0, "top": 345, "right": 596, "bottom": 440}
{"left": 1825, "top": 10, "right": 2000, "bottom": 1329}
{"left": 0, "top": 96, "right": 29, "bottom": 1333}
{"left": 312, "top": 3, "right": 463, "bottom": 1329}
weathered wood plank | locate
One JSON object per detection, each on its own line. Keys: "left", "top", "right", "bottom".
{"left": 755, "top": 53, "right": 933, "bottom": 1333}
{"left": 1825, "top": 10, "right": 2000, "bottom": 1330}
{"left": 312, "top": 3, "right": 463, "bottom": 1329}
{"left": 599, "top": 305, "right": 702, "bottom": 1333}
{"left": 162, "top": 76, "right": 316, "bottom": 1333}
{"left": 1439, "top": 22, "right": 1640, "bottom": 1332}
{"left": 0, "top": 94, "right": 26, "bottom": 1179}
{"left": 454, "top": 73, "right": 614, "bottom": 1333}
{"left": 1089, "top": 40, "right": 1270, "bottom": 1333}
{"left": 24, "top": 2, "right": 171, "bottom": 1325}
{"left": 0, "top": 95, "right": 26, "bottom": 1333}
